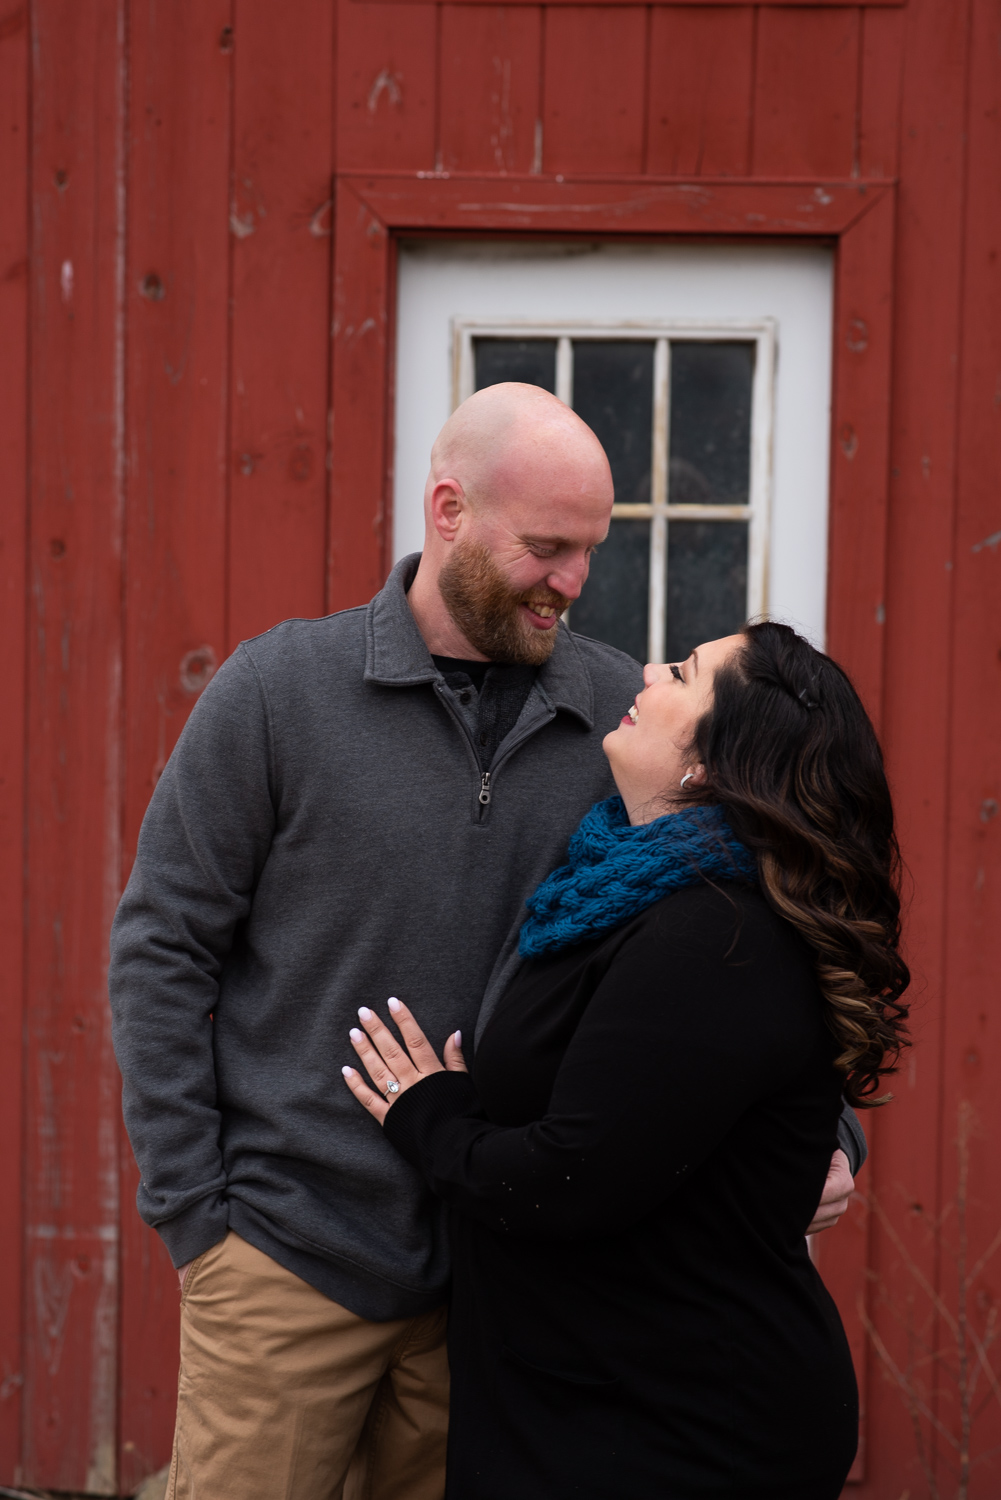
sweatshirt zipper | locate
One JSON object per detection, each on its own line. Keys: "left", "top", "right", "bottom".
{"left": 434, "top": 677, "right": 554, "bottom": 822}
{"left": 472, "top": 706, "right": 557, "bottom": 821}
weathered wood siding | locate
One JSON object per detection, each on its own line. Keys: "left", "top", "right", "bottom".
{"left": 0, "top": 2, "right": 998, "bottom": 1493}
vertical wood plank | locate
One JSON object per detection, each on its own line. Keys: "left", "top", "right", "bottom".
{"left": 330, "top": 182, "right": 391, "bottom": 609}
{"left": 439, "top": 5, "right": 541, "bottom": 175}
{"left": 862, "top": 0, "right": 972, "bottom": 1494}
{"left": 24, "top": 0, "right": 125, "bottom": 1489}
{"left": 752, "top": 7, "right": 859, "bottom": 177}
{"left": 0, "top": 4, "right": 28, "bottom": 1478}
{"left": 937, "top": 0, "right": 1001, "bottom": 1484}
{"left": 336, "top": 0, "right": 437, "bottom": 172}
{"left": 826, "top": 190, "right": 895, "bottom": 729}
{"left": 822, "top": 191, "right": 898, "bottom": 1489}
{"left": 859, "top": 8, "right": 904, "bottom": 180}
{"left": 646, "top": 6, "right": 754, "bottom": 177}
{"left": 543, "top": 7, "right": 647, "bottom": 175}
{"left": 228, "top": 0, "right": 334, "bottom": 647}
{"left": 119, "top": 3, "right": 233, "bottom": 1489}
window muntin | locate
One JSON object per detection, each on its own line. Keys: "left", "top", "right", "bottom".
{"left": 455, "top": 320, "right": 775, "bottom": 664}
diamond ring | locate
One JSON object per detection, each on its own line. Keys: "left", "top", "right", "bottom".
{"left": 385, "top": 1079, "right": 400, "bottom": 1095}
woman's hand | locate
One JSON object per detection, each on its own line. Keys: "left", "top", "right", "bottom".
{"left": 342, "top": 996, "right": 467, "bottom": 1125}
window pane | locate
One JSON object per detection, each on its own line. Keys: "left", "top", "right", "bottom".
{"left": 668, "top": 342, "right": 754, "bottom": 505}
{"left": 474, "top": 338, "right": 557, "bottom": 392}
{"left": 571, "top": 520, "right": 650, "bottom": 663}
{"left": 571, "top": 341, "right": 654, "bottom": 505}
{"left": 665, "top": 521, "right": 748, "bottom": 661}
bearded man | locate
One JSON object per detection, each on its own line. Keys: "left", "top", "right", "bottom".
{"left": 109, "top": 382, "right": 860, "bottom": 1500}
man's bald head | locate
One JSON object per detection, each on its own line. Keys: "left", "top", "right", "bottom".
{"left": 427, "top": 383, "right": 611, "bottom": 516}
{"left": 407, "top": 382, "right": 614, "bottom": 663}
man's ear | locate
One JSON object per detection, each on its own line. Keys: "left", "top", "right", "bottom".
{"left": 429, "top": 478, "right": 466, "bottom": 543}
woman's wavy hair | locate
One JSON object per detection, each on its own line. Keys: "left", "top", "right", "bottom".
{"left": 683, "top": 620, "right": 910, "bottom": 1107}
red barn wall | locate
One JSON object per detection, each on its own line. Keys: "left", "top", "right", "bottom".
{"left": 0, "top": 1, "right": 998, "bottom": 1493}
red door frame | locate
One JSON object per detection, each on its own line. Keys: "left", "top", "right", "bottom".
{"left": 330, "top": 173, "right": 897, "bottom": 1479}
{"left": 332, "top": 175, "right": 895, "bottom": 717}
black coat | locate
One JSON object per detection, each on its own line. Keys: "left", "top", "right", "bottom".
{"left": 385, "top": 881, "right": 859, "bottom": 1499}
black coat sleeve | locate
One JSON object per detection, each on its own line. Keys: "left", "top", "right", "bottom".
{"left": 384, "top": 891, "right": 826, "bottom": 1240}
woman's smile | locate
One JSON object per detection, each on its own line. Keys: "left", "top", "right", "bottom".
{"left": 605, "top": 641, "right": 743, "bottom": 824}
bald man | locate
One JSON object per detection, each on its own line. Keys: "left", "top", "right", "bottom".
{"left": 109, "top": 384, "right": 858, "bottom": 1500}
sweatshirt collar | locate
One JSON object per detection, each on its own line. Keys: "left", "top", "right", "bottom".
{"left": 364, "top": 553, "right": 595, "bottom": 729}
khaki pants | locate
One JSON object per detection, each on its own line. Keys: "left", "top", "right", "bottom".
{"left": 167, "top": 1232, "right": 449, "bottom": 1500}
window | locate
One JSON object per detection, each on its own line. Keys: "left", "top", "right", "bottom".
{"left": 455, "top": 320, "right": 774, "bottom": 663}
{"left": 393, "top": 240, "right": 833, "bottom": 657}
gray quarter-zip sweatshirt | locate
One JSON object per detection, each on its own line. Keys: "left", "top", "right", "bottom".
{"left": 109, "top": 555, "right": 644, "bottom": 1319}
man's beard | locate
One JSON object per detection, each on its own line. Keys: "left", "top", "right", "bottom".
{"left": 438, "top": 538, "right": 571, "bottom": 666}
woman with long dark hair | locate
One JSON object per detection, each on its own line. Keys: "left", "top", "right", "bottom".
{"left": 343, "top": 621, "right": 910, "bottom": 1500}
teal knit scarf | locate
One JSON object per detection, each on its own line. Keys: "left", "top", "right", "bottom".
{"left": 519, "top": 796, "right": 756, "bottom": 958}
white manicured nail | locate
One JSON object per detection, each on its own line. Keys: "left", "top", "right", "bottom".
{"left": 350, "top": 1028, "right": 364, "bottom": 1043}
{"left": 342, "top": 1066, "right": 354, "bottom": 1076}
{"left": 454, "top": 1030, "right": 462, "bottom": 1047}
{"left": 358, "top": 1007, "right": 373, "bottom": 1021}
{"left": 388, "top": 997, "right": 402, "bottom": 1013}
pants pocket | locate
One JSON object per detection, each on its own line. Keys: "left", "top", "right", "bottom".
{"left": 178, "top": 1248, "right": 211, "bottom": 1309}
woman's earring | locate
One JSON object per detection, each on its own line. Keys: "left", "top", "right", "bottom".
{"left": 680, "top": 772, "right": 695, "bottom": 790}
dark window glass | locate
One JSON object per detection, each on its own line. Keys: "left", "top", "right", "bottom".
{"left": 571, "top": 341, "right": 654, "bottom": 505}
{"left": 571, "top": 520, "right": 649, "bottom": 664}
{"left": 668, "top": 342, "right": 754, "bottom": 505}
{"left": 474, "top": 338, "right": 557, "bottom": 393}
{"left": 665, "top": 520, "right": 748, "bottom": 662}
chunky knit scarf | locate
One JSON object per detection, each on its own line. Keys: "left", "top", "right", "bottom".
{"left": 519, "top": 796, "right": 757, "bottom": 958}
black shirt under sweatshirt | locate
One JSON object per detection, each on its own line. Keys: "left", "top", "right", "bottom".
{"left": 431, "top": 656, "right": 537, "bottom": 770}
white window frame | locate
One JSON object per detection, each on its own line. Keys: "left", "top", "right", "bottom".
{"left": 453, "top": 318, "right": 776, "bottom": 664}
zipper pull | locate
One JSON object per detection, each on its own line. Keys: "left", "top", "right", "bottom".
{"left": 478, "top": 772, "right": 492, "bottom": 806}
